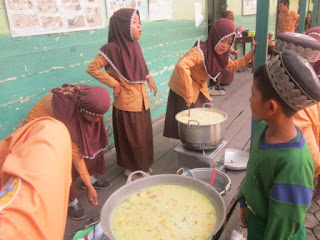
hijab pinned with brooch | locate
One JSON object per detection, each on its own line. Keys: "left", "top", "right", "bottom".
{"left": 195, "top": 18, "right": 236, "bottom": 81}
{"left": 99, "top": 8, "right": 149, "bottom": 84}
{"left": 51, "top": 84, "right": 110, "bottom": 160}
{"left": 265, "top": 50, "right": 320, "bottom": 111}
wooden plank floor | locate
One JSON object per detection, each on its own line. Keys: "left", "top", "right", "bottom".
{"left": 64, "top": 70, "right": 254, "bottom": 240}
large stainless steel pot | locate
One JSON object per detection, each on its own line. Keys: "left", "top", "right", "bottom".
{"left": 175, "top": 104, "right": 228, "bottom": 150}
{"left": 100, "top": 171, "right": 226, "bottom": 240}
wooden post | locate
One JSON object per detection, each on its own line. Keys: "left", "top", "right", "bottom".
{"left": 311, "top": 0, "right": 319, "bottom": 27}
{"left": 212, "top": 0, "right": 216, "bottom": 22}
{"left": 251, "top": 0, "right": 270, "bottom": 143}
{"left": 317, "top": 1, "right": 320, "bottom": 25}
{"left": 276, "top": 0, "right": 280, "bottom": 36}
{"left": 222, "top": 0, "right": 227, "bottom": 13}
{"left": 298, "top": 0, "right": 307, "bottom": 33}
{"left": 254, "top": 0, "right": 270, "bottom": 70}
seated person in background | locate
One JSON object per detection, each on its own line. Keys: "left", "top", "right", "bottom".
{"left": 267, "top": 30, "right": 275, "bottom": 59}
{"left": 238, "top": 50, "right": 320, "bottom": 239}
{"left": 25, "top": 84, "right": 111, "bottom": 220}
{"left": 305, "top": 10, "right": 312, "bottom": 31}
{"left": 0, "top": 117, "right": 72, "bottom": 239}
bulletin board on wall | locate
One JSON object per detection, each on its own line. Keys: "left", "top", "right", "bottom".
{"left": 106, "top": 0, "right": 148, "bottom": 21}
{"left": 4, "top": 0, "right": 106, "bottom": 37}
{"left": 105, "top": 0, "right": 173, "bottom": 21}
{"left": 242, "top": 0, "right": 257, "bottom": 15}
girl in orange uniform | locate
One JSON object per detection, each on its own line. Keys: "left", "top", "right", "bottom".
{"left": 163, "top": 18, "right": 255, "bottom": 139}
{"left": 87, "top": 9, "right": 157, "bottom": 179}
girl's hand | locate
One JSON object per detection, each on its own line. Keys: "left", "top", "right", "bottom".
{"left": 233, "top": 50, "right": 239, "bottom": 57}
{"left": 251, "top": 40, "right": 257, "bottom": 53}
{"left": 147, "top": 76, "right": 157, "bottom": 96}
{"left": 240, "top": 207, "right": 247, "bottom": 228}
{"left": 113, "top": 82, "right": 121, "bottom": 97}
{"left": 87, "top": 185, "right": 98, "bottom": 205}
{"left": 184, "top": 96, "right": 193, "bottom": 107}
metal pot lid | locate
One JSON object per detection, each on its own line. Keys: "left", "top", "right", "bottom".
{"left": 224, "top": 148, "right": 249, "bottom": 170}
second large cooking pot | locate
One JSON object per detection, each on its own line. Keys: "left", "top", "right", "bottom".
{"left": 175, "top": 104, "right": 228, "bottom": 150}
{"left": 100, "top": 171, "right": 226, "bottom": 240}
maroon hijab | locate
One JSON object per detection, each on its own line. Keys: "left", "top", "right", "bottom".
{"left": 99, "top": 8, "right": 148, "bottom": 84}
{"left": 222, "top": 11, "right": 234, "bottom": 20}
{"left": 306, "top": 27, "right": 320, "bottom": 38}
{"left": 196, "top": 18, "right": 236, "bottom": 80}
{"left": 51, "top": 84, "right": 111, "bottom": 159}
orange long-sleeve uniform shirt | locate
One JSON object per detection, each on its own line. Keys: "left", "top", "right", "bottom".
{"left": 294, "top": 103, "right": 320, "bottom": 177}
{"left": 278, "top": 10, "right": 300, "bottom": 34}
{"left": 168, "top": 46, "right": 253, "bottom": 103}
{"left": 87, "top": 55, "right": 150, "bottom": 112}
{"left": 0, "top": 117, "right": 72, "bottom": 239}
{"left": 25, "top": 93, "right": 91, "bottom": 187}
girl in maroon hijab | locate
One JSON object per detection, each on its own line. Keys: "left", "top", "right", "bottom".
{"left": 163, "top": 18, "right": 254, "bottom": 139}
{"left": 87, "top": 9, "right": 157, "bottom": 180}
{"left": 26, "top": 84, "right": 111, "bottom": 220}
{"left": 210, "top": 10, "right": 255, "bottom": 95}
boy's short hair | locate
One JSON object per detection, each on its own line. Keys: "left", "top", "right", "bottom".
{"left": 254, "top": 50, "right": 320, "bottom": 116}
{"left": 280, "top": 0, "right": 290, "bottom": 7}
{"left": 254, "top": 66, "right": 296, "bottom": 117}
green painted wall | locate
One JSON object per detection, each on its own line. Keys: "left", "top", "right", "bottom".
{"left": 0, "top": 0, "right": 207, "bottom": 147}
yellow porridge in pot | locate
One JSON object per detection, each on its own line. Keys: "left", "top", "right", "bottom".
{"left": 111, "top": 185, "right": 216, "bottom": 240}
{"left": 176, "top": 109, "right": 226, "bottom": 125}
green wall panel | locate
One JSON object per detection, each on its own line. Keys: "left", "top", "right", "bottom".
{"left": 0, "top": 20, "right": 206, "bottom": 146}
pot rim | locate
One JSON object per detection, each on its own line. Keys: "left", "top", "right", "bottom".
{"left": 175, "top": 107, "right": 228, "bottom": 126}
{"left": 100, "top": 173, "right": 226, "bottom": 240}
{"left": 177, "top": 167, "right": 232, "bottom": 194}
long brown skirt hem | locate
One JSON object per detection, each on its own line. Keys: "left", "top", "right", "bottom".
{"left": 113, "top": 107, "right": 153, "bottom": 172}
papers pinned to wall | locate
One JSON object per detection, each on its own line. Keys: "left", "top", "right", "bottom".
{"left": 242, "top": 0, "right": 257, "bottom": 15}
{"left": 5, "top": 0, "right": 106, "bottom": 37}
{"left": 194, "top": 2, "right": 204, "bottom": 27}
{"left": 149, "top": 0, "right": 173, "bottom": 21}
{"left": 106, "top": 0, "right": 148, "bottom": 21}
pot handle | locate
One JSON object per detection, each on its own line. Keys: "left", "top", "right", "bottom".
{"left": 188, "top": 120, "right": 199, "bottom": 127}
{"left": 126, "top": 170, "right": 150, "bottom": 184}
{"left": 203, "top": 102, "right": 213, "bottom": 108}
{"left": 225, "top": 182, "right": 231, "bottom": 192}
{"left": 176, "top": 167, "right": 185, "bottom": 175}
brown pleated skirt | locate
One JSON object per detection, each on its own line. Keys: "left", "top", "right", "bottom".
{"left": 112, "top": 106, "right": 153, "bottom": 172}
{"left": 163, "top": 89, "right": 210, "bottom": 139}
{"left": 217, "top": 70, "right": 234, "bottom": 85}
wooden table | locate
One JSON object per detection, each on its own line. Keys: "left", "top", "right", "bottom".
{"left": 234, "top": 36, "right": 254, "bottom": 72}
{"left": 234, "top": 36, "right": 254, "bottom": 58}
